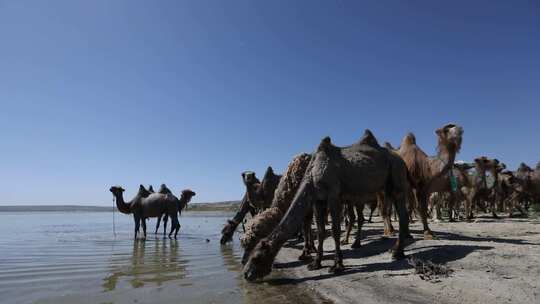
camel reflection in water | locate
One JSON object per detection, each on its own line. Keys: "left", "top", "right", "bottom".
{"left": 102, "top": 238, "right": 188, "bottom": 291}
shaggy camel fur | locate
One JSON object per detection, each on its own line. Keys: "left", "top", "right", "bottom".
{"left": 220, "top": 167, "right": 281, "bottom": 244}
{"left": 398, "top": 123, "right": 463, "bottom": 238}
{"left": 243, "top": 130, "right": 411, "bottom": 281}
{"left": 240, "top": 153, "right": 312, "bottom": 263}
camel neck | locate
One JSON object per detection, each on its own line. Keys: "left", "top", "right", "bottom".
{"left": 437, "top": 145, "right": 456, "bottom": 166}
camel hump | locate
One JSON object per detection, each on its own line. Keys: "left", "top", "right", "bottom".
{"left": 401, "top": 132, "right": 416, "bottom": 146}
{"left": 384, "top": 141, "right": 395, "bottom": 150}
{"left": 158, "top": 184, "right": 172, "bottom": 194}
{"left": 358, "top": 129, "right": 380, "bottom": 147}
{"left": 138, "top": 185, "right": 151, "bottom": 197}
{"left": 317, "top": 136, "right": 333, "bottom": 152}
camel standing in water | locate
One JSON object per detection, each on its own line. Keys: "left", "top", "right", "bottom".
{"left": 243, "top": 130, "right": 411, "bottom": 281}
{"left": 220, "top": 167, "right": 281, "bottom": 244}
{"left": 109, "top": 185, "right": 195, "bottom": 239}
{"left": 397, "top": 123, "right": 463, "bottom": 239}
{"left": 153, "top": 185, "right": 196, "bottom": 236}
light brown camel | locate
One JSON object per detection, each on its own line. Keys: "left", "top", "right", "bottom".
{"left": 220, "top": 167, "right": 281, "bottom": 244}
{"left": 110, "top": 185, "right": 195, "bottom": 239}
{"left": 397, "top": 123, "right": 463, "bottom": 238}
{"left": 243, "top": 130, "right": 411, "bottom": 281}
{"left": 467, "top": 156, "right": 496, "bottom": 219}
{"left": 240, "top": 153, "right": 313, "bottom": 263}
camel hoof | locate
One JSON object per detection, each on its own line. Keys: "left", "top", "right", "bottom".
{"left": 423, "top": 231, "right": 437, "bottom": 240}
{"left": 298, "top": 253, "right": 312, "bottom": 261}
{"left": 391, "top": 250, "right": 406, "bottom": 260}
{"left": 307, "top": 261, "right": 322, "bottom": 271}
{"left": 329, "top": 263, "right": 344, "bottom": 274}
{"left": 351, "top": 240, "right": 362, "bottom": 249}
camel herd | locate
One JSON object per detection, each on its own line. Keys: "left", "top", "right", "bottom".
{"left": 109, "top": 122, "right": 540, "bottom": 282}
{"left": 219, "top": 123, "right": 539, "bottom": 281}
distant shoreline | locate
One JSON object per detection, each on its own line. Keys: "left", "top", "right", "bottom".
{"left": 0, "top": 201, "right": 241, "bottom": 213}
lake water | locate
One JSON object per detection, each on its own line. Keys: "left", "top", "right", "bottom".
{"left": 0, "top": 211, "right": 318, "bottom": 304}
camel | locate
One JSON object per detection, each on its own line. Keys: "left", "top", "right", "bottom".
{"left": 243, "top": 130, "right": 411, "bottom": 281}
{"left": 239, "top": 154, "right": 313, "bottom": 263}
{"left": 397, "top": 123, "right": 463, "bottom": 238}
{"left": 466, "top": 156, "right": 497, "bottom": 219}
{"left": 154, "top": 184, "right": 195, "bottom": 237}
{"left": 109, "top": 185, "right": 195, "bottom": 239}
{"left": 428, "top": 162, "right": 475, "bottom": 221}
{"left": 220, "top": 167, "right": 281, "bottom": 244}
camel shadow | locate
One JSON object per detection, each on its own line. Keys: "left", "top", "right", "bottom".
{"left": 413, "top": 229, "right": 540, "bottom": 246}
{"left": 267, "top": 243, "right": 493, "bottom": 286}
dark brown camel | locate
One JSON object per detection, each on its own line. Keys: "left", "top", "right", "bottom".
{"left": 397, "top": 123, "right": 464, "bottom": 238}
{"left": 110, "top": 185, "right": 195, "bottom": 239}
{"left": 243, "top": 130, "right": 411, "bottom": 281}
{"left": 153, "top": 185, "right": 195, "bottom": 236}
{"left": 220, "top": 167, "right": 281, "bottom": 244}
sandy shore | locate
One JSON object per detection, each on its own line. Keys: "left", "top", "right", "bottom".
{"left": 262, "top": 214, "right": 540, "bottom": 304}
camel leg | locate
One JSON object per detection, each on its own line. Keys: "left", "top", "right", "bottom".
{"left": 141, "top": 218, "right": 147, "bottom": 239}
{"left": 390, "top": 191, "right": 409, "bottom": 260}
{"left": 379, "top": 192, "right": 395, "bottom": 237}
{"left": 351, "top": 203, "right": 365, "bottom": 249}
{"left": 368, "top": 202, "right": 376, "bottom": 223}
{"left": 341, "top": 202, "right": 355, "bottom": 245}
{"left": 308, "top": 201, "right": 326, "bottom": 271}
{"left": 134, "top": 215, "right": 140, "bottom": 240}
{"left": 329, "top": 195, "right": 344, "bottom": 273}
{"left": 172, "top": 216, "right": 181, "bottom": 239}
{"left": 407, "top": 189, "right": 416, "bottom": 223}
{"left": 299, "top": 207, "right": 314, "bottom": 261}
{"left": 418, "top": 192, "right": 435, "bottom": 239}
{"left": 155, "top": 215, "right": 161, "bottom": 234}
{"left": 491, "top": 195, "right": 500, "bottom": 219}
{"left": 162, "top": 215, "right": 168, "bottom": 238}
{"left": 448, "top": 192, "right": 456, "bottom": 222}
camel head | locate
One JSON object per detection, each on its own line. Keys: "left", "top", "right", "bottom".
{"left": 180, "top": 189, "right": 196, "bottom": 203}
{"left": 243, "top": 239, "right": 274, "bottom": 282}
{"left": 109, "top": 186, "right": 125, "bottom": 196}
{"left": 518, "top": 163, "right": 533, "bottom": 173}
{"left": 436, "top": 123, "right": 463, "bottom": 153}
{"left": 241, "top": 171, "right": 259, "bottom": 187}
{"left": 454, "top": 162, "right": 474, "bottom": 172}
{"left": 474, "top": 156, "right": 491, "bottom": 172}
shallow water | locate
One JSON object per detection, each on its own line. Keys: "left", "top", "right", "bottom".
{"left": 0, "top": 211, "right": 317, "bottom": 304}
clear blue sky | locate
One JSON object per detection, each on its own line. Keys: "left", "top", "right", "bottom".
{"left": 0, "top": 1, "right": 538, "bottom": 205}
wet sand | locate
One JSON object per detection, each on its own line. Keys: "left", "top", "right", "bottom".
{"left": 262, "top": 214, "right": 540, "bottom": 304}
